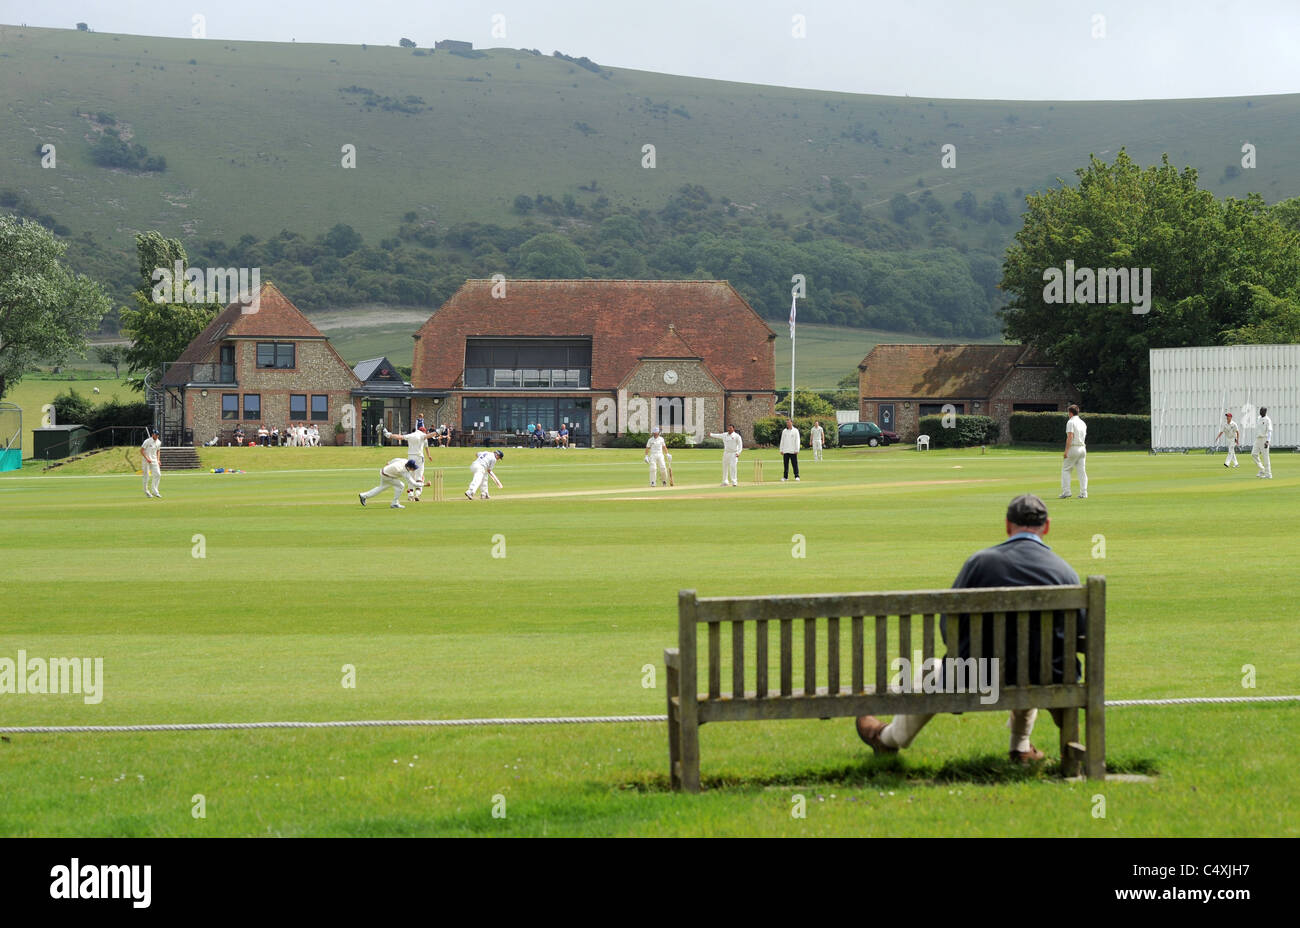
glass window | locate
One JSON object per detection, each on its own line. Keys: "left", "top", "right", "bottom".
{"left": 243, "top": 394, "right": 261, "bottom": 420}
{"left": 290, "top": 394, "right": 307, "bottom": 419}
{"left": 656, "top": 396, "right": 685, "bottom": 429}
{"left": 222, "top": 394, "right": 238, "bottom": 420}
{"left": 311, "top": 395, "right": 328, "bottom": 421}
{"left": 257, "top": 343, "right": 296, "bottom": 369}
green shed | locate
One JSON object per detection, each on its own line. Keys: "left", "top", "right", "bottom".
{"left": 33, "top": 424, "right": 91, "bottom": 461}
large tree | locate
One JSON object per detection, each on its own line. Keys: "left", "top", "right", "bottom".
{"left": 0, "top": 216, "right": 111, "bottom": 400}
{"left": 1000, "top": 151, "right": 1300, "bottom": 411}
{"left": 118, "top": 231, "right": 220, "bottom": 391}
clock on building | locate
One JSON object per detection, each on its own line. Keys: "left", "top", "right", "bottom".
{"left": 663, "top": 369, "right": 678, "bottom": 385}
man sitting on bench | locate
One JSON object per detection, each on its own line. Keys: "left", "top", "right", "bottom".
{"left": 856, "top": 493, "right": 1086, "bottom": 764}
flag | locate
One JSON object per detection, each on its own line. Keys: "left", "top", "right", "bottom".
{"left": 789, "top": 294, "right": 797, "bottom": 339}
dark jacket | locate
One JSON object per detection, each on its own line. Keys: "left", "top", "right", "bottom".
{"left": 941, "top": 534, "right": 1085, "bottom": 685}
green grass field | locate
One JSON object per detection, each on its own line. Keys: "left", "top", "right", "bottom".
{"left": 0, "top": 444, "right": 1296, "bottom": 836}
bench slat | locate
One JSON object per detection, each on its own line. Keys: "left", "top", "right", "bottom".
{"left": 851, "top": 616, "right": 864, "bottom": 694}
{"left": 1039, "top": 613, "right": 1052, "bottom": 685}
{"left": 923, "top": 614, "right": 935, "bottom": 663}
{"left": 1016, "top": 611, "right": 1029, "bottom": 687}
{"left": 827, "top": 617, "right": 840, "bottom": 694}
{"left": 732, "top": 621, "right": 744, "bottom": 697}
{"left": 993, "top": 612, "right": 1006, "bottom": 666}
{"left": 780, "top": 619, "right": 793, "bottom": 696}
{"left": 756, "top": 619, "right": 768, "bottom": 698}
{"left": 690, "top": 586, "right": 1088, "bottom": 622}
{"left": 1063, "top": 610, "right": 1077, "bottom": 684}
{"left": 696, "top": 684, "right": 1091, "bottom": 722}
{"left": 899, "top": 614, "right": 911, "bottom": 677}
{"left": 874, "top": 616, "right": 887, "bottom": 694}
{"left": 803, "top": 618, "right": 816, "bottom": 696}
{"left": 708, "top": 622, "right": 720, "bottom": 700}
{"left": 970, "top": 613, "right": 982, "bottom": 662}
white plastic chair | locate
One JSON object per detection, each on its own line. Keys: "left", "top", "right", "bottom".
{"left": 916, "top": 434, "right": 930, "bottom": 451}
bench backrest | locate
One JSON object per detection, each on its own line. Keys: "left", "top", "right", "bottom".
{"left": 677, "top": 579, "right": 1104, "bottom": 720}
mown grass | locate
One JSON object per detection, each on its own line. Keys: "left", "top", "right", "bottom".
{"left": 0, "top": 445, "right": 1295, "bottom": 835}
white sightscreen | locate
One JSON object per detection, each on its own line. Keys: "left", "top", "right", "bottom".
{"left": 1149, "top": 345, "right": 1299, "bottom": 450}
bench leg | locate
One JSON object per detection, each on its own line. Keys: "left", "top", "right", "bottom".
{"left": 1086, "top": 705, "right": 1106, "bottom": 779}
{"left": 666, "top": 654, "right": 682, "bottom": 791}
{"left": 680, "top": 715, "right": 701, "bottom": 793}
{"left": 1059, "top": 707, "right": 1081, "bottom": 777}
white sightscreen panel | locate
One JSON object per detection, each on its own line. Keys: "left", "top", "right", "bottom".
{"left": 1150, "top": 345, "right": 1299, "bottom": 449}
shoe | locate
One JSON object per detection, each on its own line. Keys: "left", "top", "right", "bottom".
{"left": 153, "top": 492, "right": 161, "bottom": 498}
{"left": 465, "top": 491, "right": 474, "bottom": 499}
{"left": 1078, "top": 493, "right": 1087, "bottom": 499}
{"left": 1224, "top": 462, "right": 1230, "bottom": 468}
{"left": 1233, "top": 463, "right": 1240, "bottom": 468}
{"left": 1058, "top": 492, "right": 1071, "bottom": 498}
{"left": 481, "top": 494, "right": 490, "bottom": 500}
{"left": 795, "top": 476, "right": 800, "bottom": 481}
{"left": 391, "top": 502, "right": 405, "bottom": 509}
{"left": 359, "top": 493, "right": 366, "bottom": 506}
{"left": 1010, "top": 746, "right": 1046, "bottom": 765}
{"left": 855, "top": 716, "right": 897, "bottom": 754}
{"left": 782, "top": 478, "right": 788, "bottom": 482}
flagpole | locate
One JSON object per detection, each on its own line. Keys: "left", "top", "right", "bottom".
{"left": 789, "top": 293, "right": 797, "bottom": 419}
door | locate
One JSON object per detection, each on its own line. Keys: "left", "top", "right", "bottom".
{"left": 361, "top": 399, "right": 386, "bottom": 446}
{"left": 879, "top": 404, "right": 894, "bottom": 431}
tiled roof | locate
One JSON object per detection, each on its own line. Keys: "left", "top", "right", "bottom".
{"left": 163, "top": 282, "right": 353, "bottom": 385}
{"left": 859, "top": 344, "right": 1028, "bottom": 398}
{"left": 412, "top": 280, "right": 776, "bottom": 391}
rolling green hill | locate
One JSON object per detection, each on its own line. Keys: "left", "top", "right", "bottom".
{"left": 2, "top": 24, "right": 1297, "bottom": 338}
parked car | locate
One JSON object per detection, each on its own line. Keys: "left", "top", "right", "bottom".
{"left": 838, "top": 421, "right": 898, "bottom": 447}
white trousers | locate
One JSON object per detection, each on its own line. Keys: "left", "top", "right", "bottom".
{"left": 1061, "top": 446, "right": 1087, "bottom": 494}
{"left": 882, "top": 709, "right": 1041, "bottom": 753}
{"left": 1252, "top": 439, "right": 1271, "bottom": 477}
{"left": 410, "top": 460, "right": 425, "bottom": 497}
{"left": 1225, "top": 444, "right": 1238, "bottom": 466}
{"left": 468, "top": 463, "right": 492, "bottom": 497}
{"left": 811, "top": 440, "right": 823, "bottom": 461}
{"left": 649, "top": 454, "right": 668, "bottom": 485}
{"left": 143, "top": 461, "right": 161, "bottom": 496}
{"left": 721, "top": 451, "right": 739, "bottom": 485}
{"left": 362, "top": 473, "right": 408, "bottom": 505}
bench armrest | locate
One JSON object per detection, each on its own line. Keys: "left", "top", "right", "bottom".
{"left": 664, "top": 648, "right": 680, "bottom": 669}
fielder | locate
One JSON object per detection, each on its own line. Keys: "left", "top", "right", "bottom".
{"left": 709, "top": 424, "right": 743, "bottom": 486}
{"left": 1252, "top": 407, "right": 1273, "bottom": 479}
{"left": 1214, "top": 412, "right": 1241, "bottom": 469}
{"left": 1059, "top": 404, "right": 1087, "bottom": 499}
{"left": 810, "top": 420, "right": 825, "bottom": 462}
{"left": 384, "top": 425, "right": 433, "bottom": 500}
{"left": 141, "top": 428, "right": 162, "bottom": 499}
{"left": 359, "top": 458, "right": 419, "bottom": 509}
{"left": 466, "top": 449, "right": 504, "bottom": 499}
{"left": 646, "top": 427, "right": 670, "bottom": 487}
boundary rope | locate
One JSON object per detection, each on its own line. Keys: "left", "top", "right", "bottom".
{"left": 1, "top": 695, "right": 1295, "bottom": 734}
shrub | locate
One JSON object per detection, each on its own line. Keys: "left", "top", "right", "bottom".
{"left": 613, "top": 431, "right": 692, "bottom": 449}
{"left": 753, "top": 416, "right": 839, "bottom": 447}
{"left": 916, "top": 414, "right": 999, "bottom": 448}
{"left": 52, "top": 389, "right": 95, "bottom": 425}
{"left": 1010, "top": 412, "right": 1149, "bottom": 445}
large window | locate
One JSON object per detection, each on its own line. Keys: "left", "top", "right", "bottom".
{"left": 464, "top": 338, "right": 591, "bottom": 389}
{"left": 656, "top": 396, "right": 686, "bottom": 430}
{"left": 461, "top": 397, "right": 590, "bottom": 441}
{"left": 289, "top": 394, "right": 307, "bottom": 419}
{"left": 919, "top": 402, "right": 964, "bottom": 417}
{"left": 243, "top": 394, "right": 261, "bottom": 420}
{"left": 256, "top": 342, "right": 295, "bottom": 369}
{"left": 311, "top": 395, "right": 328, "bottom": 421}
{"left": 222, "top": 394, "right": 238, "bottom": 420}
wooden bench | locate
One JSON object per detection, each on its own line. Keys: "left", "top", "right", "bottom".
{"left": 664, "top": 578, "right": 1105, "bottom": 792}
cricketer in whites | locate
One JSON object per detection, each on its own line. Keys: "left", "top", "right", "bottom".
{"left": 141, "top": 428, "right": 162, "bottom": 499}
{"left": 1214, "top": 412, "right": 1241, "bottom": 469}
{"left": 709, "top": 424, "right": 744, "bottom": 486}
{"left": 466, "top": 449, "right": 505, "bottom": 499}
{"left": 360, "top": 458, "right": 419, "bottom": 509}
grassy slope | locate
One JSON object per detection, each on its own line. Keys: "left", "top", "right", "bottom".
{"left": 2, "top": 25, "right": 1295, "bottom": 255}
{"left": 0, "top": 446, "right": 1295, "bottom": 835}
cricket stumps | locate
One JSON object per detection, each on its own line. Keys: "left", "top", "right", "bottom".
{"left": 753, "top": 459, "right": 763, "bottom": 484}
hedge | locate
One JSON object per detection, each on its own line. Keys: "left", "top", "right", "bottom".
{"left": 51, "top": 388, "right": 150, "bottom": 449}
{"left": 1010, "top": 412, "right": 1149, "bottom": 445}
{"left": 752, "top": 416, "right": 839, "bottom": 447}
{"left": 916, "top": 414, "right": 1000, "bottom": 448}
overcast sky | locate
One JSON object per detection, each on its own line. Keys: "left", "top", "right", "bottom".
{"left": 3, "top": 0, "right": 1296, "bottom": 101}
